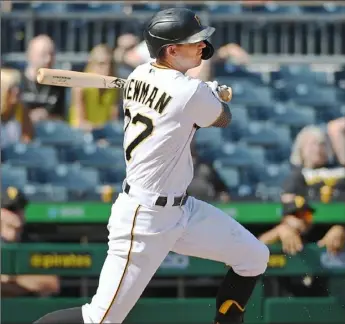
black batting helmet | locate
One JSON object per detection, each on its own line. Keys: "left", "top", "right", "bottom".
{"left": 143, "top": 8, "right": 215, "bottom": 60}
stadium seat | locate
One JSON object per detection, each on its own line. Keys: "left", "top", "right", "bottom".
{"left": 279, "top": 84, "right": 340, "bottom": 106}
{"left": 68, "top": 184, "right": 122, "bottom": 202}
{"left": 23, "top": 184, "right": 68, "bottom": 202}
{"left": 334, "top": 69, "right": 345, "bottom": 89}
{"left": 271, "top": 103, "right": 316, "bottom": 127}
{"left": 31, "top": 2, "right": 67, "bottom": 12}
{"left": 131, "top": 3, "right": 161, "bottom": 11}
{"left": 313, "top": 105, "right": 345, "bottom": 123}
{"left": 241, "top": 121, "right": 283, "bottom": 147}
{"left": 42, "top": 164, "right": 100, "bottom": 191}
{"left": 62, "top": 144, "right": 125, "bottom": 168}
{"left": 212, "top": 164, "right": 240, "bottom": 190}
{"left": 246, "top": 104, "right": 275, "bottom": 121}
{"left": 271, "top": 65, "right": 329, "bottom": 86}
{"left": 242, "top": 3, "right": 301, "bottom": 14}
{"left": 2, "top": 143, "right": 58, "bottom": 168}
{"left": 221, "top": 117, "right": 248, "bottom": 142}
{"left": 215, "top": 143, "right": 256, "bottom": 168}
{"left": 231, "top": 106, "right": 249, "bottom": 125}
{"left": 1, "top": 164, "right": 28, "bottom": 189}
{"left": 195, "top": 128, "right": 224, "bottom": 162}
{"left": 255, "top": 183, "right": 284, "bottom": 201}
{"left": 216, "top": 79, "right": 273, "bottom": 106}
{"left": 214, "top": 64, "right": 264, "bottom": 85}
{"left": 302, "top": 3, "right": 345, "bottom": 14}
{"left": 98, "top": 166, "right": 126, "bottom": 185}
{"left": 9, "top": 2, "right": 31, "bottom": 11}
{"left": 34, "top": 120, "right": 89, "bottom": 147}
{"left": 87, "top": 3, "right": 123, "bottom": 12}
{"left": 194, "top": 127, "right": 223, "bottom": 149}
{"left": 206, "top": 3, "right": 242, "bottom": 14}
{"left": 256, "top": 163, "right": 291, "bottom": 186}
{"left": 92, "top": 121, "right": 124, "bottom": 146}
{"left": 247, "top": 146, "right": 266, "bottom": 165}
{"left": 266, "top": 142, "right": 292, "bottom": 164}
{"left": 66, "top": 3, "right": 123, "bottom": 12}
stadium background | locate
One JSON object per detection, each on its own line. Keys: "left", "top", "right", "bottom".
{"left": 1, "top": 1, "right": 345, "bottom": 323}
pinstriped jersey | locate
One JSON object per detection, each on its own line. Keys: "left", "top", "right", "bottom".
{"left": 122, "top": 62, "right": 223, "bottom": 196}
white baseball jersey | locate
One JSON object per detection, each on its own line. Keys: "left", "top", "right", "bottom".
{"left": 122, "top": 62, "right": 223, "bottom": 196}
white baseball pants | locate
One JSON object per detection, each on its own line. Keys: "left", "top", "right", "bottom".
{"left": 82, "top": 192, "right": 269, "bottom": 323}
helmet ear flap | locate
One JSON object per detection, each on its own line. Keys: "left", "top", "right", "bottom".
{"left": 201, "top": 40, "right": 214, "bottom": 60}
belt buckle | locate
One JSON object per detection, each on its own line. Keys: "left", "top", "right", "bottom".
{"left": 179, "top": 192, "right": 187, "bottom": 207}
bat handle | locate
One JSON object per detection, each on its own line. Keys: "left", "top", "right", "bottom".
{"left": 36, "top": 68, "right": 46, "bottom": 84}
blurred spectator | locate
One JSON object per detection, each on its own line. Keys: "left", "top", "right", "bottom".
{"left": 259, "top": 125, "right": 345, "bottom": 256}
{"left": 283, "top": 125, "right": 345, "bottom": 254}
{"left": 288, "top": 125, "right": 345, "bottom": 202}
{"left": 123, "top": 39, "right": 250, "bottom": 81}
{"left": 327, "top": 117, "right": 345, "bottom": 166}
{"left": 259, "top": 195, "right": 315, "bottom": 255}
{"left": 1, "top": 187, "right": 60, "bottom": 297}
{"left": 1, "top": 0, "right": 12, "bottom": 12}
{"left": 113, "top": 33, "right": 140, "bottom": 78}
{"left": 21, "top": 35, "right": 66, "bottom": 122}
{"left": 69, "top": 44, "right": 121, "bottom": 132}
{"left": 187, "top": 143, "right": 231, "bottom": 202}
{"left": 114, "top": 33, "right": 140, "bottom": 63}
{"left": 1, "top": 68, "right": 34, "bottom": 148}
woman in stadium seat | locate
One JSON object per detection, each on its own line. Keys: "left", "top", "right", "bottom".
{"left": 69, "top": 44, "right": 121, "bottom": 132}
{"left": 260, "top": 125, "right": 345, "bottom": 255}
{"left": 259, "top": 125, "right": 345, "bottom": 297}
{"left": 1, "top": 68, "right": 34, "bottom": 148}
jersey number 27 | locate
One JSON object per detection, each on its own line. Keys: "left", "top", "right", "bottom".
{"left": 124, "top": 107, "right": 154, "bottom": 162}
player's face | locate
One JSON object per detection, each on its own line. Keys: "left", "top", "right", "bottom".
{"left": 174, "top": 41, "right": 206, "bottom": 69}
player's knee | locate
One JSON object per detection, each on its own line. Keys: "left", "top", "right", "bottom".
{"left": 234, "top": 238, "right": 270, "bottom": 277}
{"left": 253, "top": 240, "right": 270, "bottom": 274}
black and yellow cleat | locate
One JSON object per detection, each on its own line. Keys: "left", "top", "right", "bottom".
{"left": 214, "top": 299, "right": 245, "bottom": 324}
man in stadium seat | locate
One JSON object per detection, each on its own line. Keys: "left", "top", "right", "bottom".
{"left": 20, "top": 34, "right": 66, "bottom": 123}
{"left": 1, "top": 187, "right": 60, "bottom": 297}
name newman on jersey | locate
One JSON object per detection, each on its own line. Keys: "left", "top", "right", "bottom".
{"left": 123, "top": 79, "right": 173, "bottom": 114}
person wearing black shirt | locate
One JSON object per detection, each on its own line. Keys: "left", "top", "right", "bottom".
{"left": 259, "top": 125, "right": 345, "bottom": 298}
{"left": 1, "top": 187, "right": 60, "bottom": 297}
{"left": 20, "top": 34, "right": 66, "bottom": 122}
{"left": 187, "top": 143, "right": 231, "bottom": 203}
{"left": 260, "top": 125, "right": 345, "bottom": 255}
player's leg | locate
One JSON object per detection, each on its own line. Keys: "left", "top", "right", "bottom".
{"left": 34, "top": 193, "right": 184, "bottom": 324}
{"left": 172, "top": 197, "right": 269, "bottom": 324}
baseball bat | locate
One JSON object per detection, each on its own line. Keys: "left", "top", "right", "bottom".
{"left": 36, "top": 68, "right": 232, "bottom": 102}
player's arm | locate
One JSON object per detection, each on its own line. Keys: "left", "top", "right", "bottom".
{"left": 185, "top": 81, "right": 232, "bottom": 129}
{"left": 210, "top": 102, "right": 232, "bottom": 128}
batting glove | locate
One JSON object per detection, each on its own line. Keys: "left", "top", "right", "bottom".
{"left": 205, "top": 81, "right": 229, "bottom": 103}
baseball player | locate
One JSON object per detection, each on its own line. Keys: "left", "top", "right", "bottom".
{"left": 34, "top": 8, "right": 269, "bottom": 324}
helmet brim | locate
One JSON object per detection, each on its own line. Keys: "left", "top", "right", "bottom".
{"left": 179, "top": 26, "right": 215, "bottom": 44}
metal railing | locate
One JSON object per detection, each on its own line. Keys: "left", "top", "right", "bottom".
{"left": 2, "top": 9, "right": 345, "bottom": 65}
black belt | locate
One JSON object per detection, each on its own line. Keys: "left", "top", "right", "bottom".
{"left": 124, "top": 183, "right": 188, "bottom": 207}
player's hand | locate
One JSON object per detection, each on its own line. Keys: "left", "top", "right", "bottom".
{"left": 277, "top": 223, "right": 303, "bottom": 255}
{"left": 205, "top": 81, "right": 230, "bottom": 103}
{"left": 317, "top": 225, "right": 345, "bottom": 255}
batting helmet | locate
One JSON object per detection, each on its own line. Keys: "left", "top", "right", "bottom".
{"left": 143, "top": 8, "right": 215, "bottom": 60}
